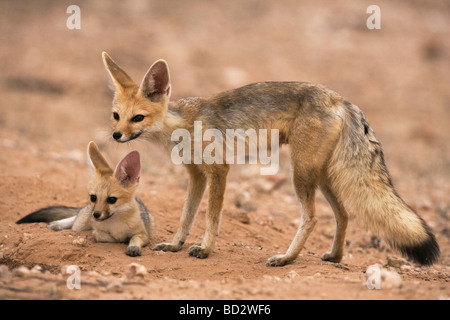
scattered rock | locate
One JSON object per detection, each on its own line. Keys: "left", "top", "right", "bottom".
{"left": 72, "top": 236, "right": 87, "bottom": 247}
{"left": 30, "top": 265, "right": 43, "bottom": 273}
{"left": 224, "top": 209, "right": 250, "bottom": 224}
{"left": 400, "top": 265, "right": 412, "bottom": 272}
{"left": 233, "top": 242, "right": 249, "bottom": 249}
{"left": 380, "top": 268, "right": 403, "bottom": 289}
{"left": 12, "top": 266, "right": 30, "bottom": 277}
{"left": 234, "top": 190, "right": 255, "bottom": 211}
{"left": 0, "top": 264, "right": 11, "bottom": 279}
{"left": 385, "top": 255, "right": 410, "bottom": 268}
{"left": 262, "top": 275, "right": 278, "bottom": 283}
{"left": 21, "top": 233, "right": 32, "bottom": 243}
{"left": 235, "top": 275, "right": 245, "bottom": 284}
{"left": 283, "top": 270, "right": 300, "bottom": 281}
{"left": 87, "top": 270, "right": 102, "bottom": 278}
{"left": 125, "top": 263, "right": 147, "bottom": 279}
{"left": 365, "top": 264, "right": 403, "bottom": 289}
{"left": 333, "top": 263, "right": 350, "bottom": 271}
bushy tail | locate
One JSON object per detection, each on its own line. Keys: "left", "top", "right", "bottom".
{"left": 328, "top": 102, "right": 440, "bottom": 266}
{"left": 16, "top": 206, "right": 80, "bottom": 224}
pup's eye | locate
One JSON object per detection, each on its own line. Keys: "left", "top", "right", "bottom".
{"left": 106, "top": 197, "right": 117, "bottom": 204}
{"left": 90, "top": 194, "right": 97, "bottom": 202}
{"left": 131, "top": 115, "right": 145, "bottom": 122}
{"left": 113, "top": 112, "right": 120, "bottom": 120}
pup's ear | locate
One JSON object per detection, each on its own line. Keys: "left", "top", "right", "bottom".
{"left": 139, "top": 59, "right": 171, "bottom": 100}
{"left": 102, "top": 51, "right": 136, "bottom": 91}
{"left": 87, "top": 141, "right": 113, "bottom": 177}
{"left": 114, "top": 151, "right": 141, "bottom": 188}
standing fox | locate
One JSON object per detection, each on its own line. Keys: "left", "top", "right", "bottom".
{"left": 16, "top": 141, "right": 154, "bottom": 257}
{"left": 101, "top": 52, "right": 439, "bottom": 266}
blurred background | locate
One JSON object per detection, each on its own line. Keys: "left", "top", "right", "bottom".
{"left": 0, "top": 0, "right": 449, "bottom": 221}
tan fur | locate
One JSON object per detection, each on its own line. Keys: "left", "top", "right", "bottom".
{"left": 328, "top": 104, "right": 427, "bottom": 246}
{"left": 103, "top": 52, "right": 439, "bottom": 266}
{"left": 84, "top": 141, "right": 153, "bottom": 256}
{"left": 18, "top": 141, "right": 154, "bottom": 257}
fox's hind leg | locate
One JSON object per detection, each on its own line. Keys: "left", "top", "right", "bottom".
{"left": 47, "top": 216, "right": 77, "bottom": 231}
{"left": 267, "top": 161, "right": 318, "bottom": 267}
{"left": 267, "top": 131, "right": 323, "bottom": 267}
{"left": 267, "top": 113, "right": 342, "bottom": 267}
{"left": 319, "top": 173, "right": 349, "bottom": 263}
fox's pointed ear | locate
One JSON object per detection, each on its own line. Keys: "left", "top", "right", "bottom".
{"left": 114, "top": 151, "right": 141, "bottom": 188}
{"left": 102, "top": 51, "right": 136, "bottom": 91}
{"left": 87, "top": 141, "right": 113, "bottom": 177}
{"left": 139, "top": 59, "right": 171, "bottom": 100}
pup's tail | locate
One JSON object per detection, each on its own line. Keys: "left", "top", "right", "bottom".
{"left": 328, "top": 101, "right": 440, "bottom": 266}
{"left": 16, "top": 206, "right": 80, "bottom": 224}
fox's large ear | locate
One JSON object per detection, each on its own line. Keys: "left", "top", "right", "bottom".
{"left": 139, "top": 59, "right": 171, "bottom": 100}
{"left": 87, "top": 141, "right": 113, "bottom": 177}
{"left": 102, "top": 51, "right": 136, "bottom": 91}
{"left": 114, "top": 151, "right": 141, "bottom": 188}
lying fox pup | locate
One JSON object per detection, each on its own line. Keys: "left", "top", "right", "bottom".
{"left": 16, "top": 141, "right": 154, "bottom": 257}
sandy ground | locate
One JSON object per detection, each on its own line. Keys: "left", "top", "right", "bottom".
{"left": 0, "top": 0, "right": 449, "bottom": 300}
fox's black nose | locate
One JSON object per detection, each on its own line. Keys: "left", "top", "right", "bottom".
{"left": 113, "top": 132, "right": 122, "bottom": 140}
{"left": 93, "top": 211, "right": 101, "bottom": 219}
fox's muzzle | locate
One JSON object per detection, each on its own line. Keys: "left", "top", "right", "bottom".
{"left": 112, "top": 131, "right": 122, "bottom": 140}
{"left": 92, "top": 211, "right": 113, "bottom": 221}
{"left": 112, "top": 130, "right": 143, "bottom": 143}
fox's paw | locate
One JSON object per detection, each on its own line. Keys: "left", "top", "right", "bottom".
{"left": 266, "top": 254, "right": 292, "bottom": 267}
{"left": 153, "top": 242, "right": 183, "bottom": 252}
{"left": 321, "top": 252, "right": 342, "bottom": 263}
{"left": 188, "top": 244, "right": 210, "bottom": 259}
{"left": 126, "top": 246, "right": 142, "bottom": 257}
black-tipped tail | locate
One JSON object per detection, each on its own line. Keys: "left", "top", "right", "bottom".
{"left": 16, "top": 206, "right": 80, "bottom": 224}
{"left": 396, "top": 222, "right": 440, "bottom": 266}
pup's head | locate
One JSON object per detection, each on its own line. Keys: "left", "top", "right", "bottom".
{"left": 86, "top": 141, "right": 140, "bottom": 221}
{"left": 102, "top": 52, "right": 171, "bottom": 143}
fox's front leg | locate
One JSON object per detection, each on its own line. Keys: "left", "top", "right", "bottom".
{"left": 154, "top": 164, "right": 207, "bottom": 252}
{"left": 188, "top": 165, "right": 229, "bottom": 259}
{"left": 71, "top": 206, "right": 93, "bottom": 232}
{"left": 126, "top": 233, "right": 149, "bottom": 257}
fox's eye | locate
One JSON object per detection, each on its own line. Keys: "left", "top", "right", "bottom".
{"left": 113, "top": 112, "right": 120, "bottom": 120}
{"left": 90, "top": 194, "right": 97, "bottom": 202}
{"left": 106, "top": 197, "right": 117, "bottom": 204}
{"left": 131, "top": 115, "right": 145, "bottom": 122}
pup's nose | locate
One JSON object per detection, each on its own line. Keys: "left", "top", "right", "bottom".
{"left": 113, "top": 132, "right": 122, "bottom": 140}
{"left": 93, "top": 211, "right": 101, "bottom": 219}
